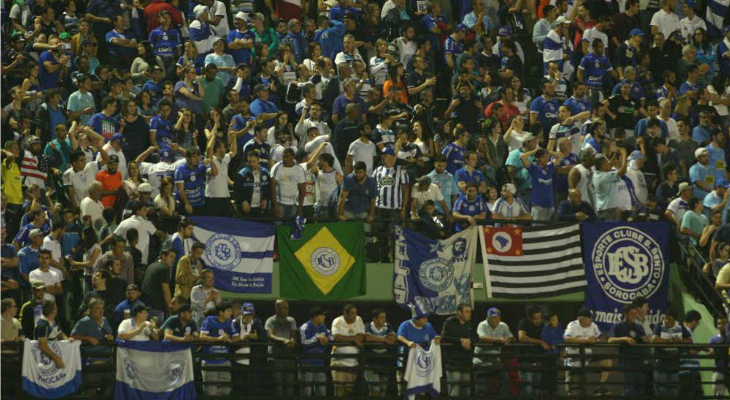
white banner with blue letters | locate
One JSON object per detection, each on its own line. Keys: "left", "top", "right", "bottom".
{"left": 22, "top": 339, "right": 82, "bottom": 399}
{"left": 191, "top": 217, "right": 275, "bottom": 293}
{"left": 115, "top": 340, "right": 196, "bottom": 399}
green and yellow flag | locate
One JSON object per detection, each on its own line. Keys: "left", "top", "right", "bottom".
{"left": 277, "top": 221, "right": 366, "bottom": 300}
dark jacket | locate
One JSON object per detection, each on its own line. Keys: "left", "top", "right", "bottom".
{"left": 233, "top": 316, "right": 267, "bottom": 366}
{"left": 234, "top": 166, "right": 271, "bottom": 207}
{"left": 441, "top": 315, "right": 478, "bottom": 365}
{"left": 557, "top": 200, "right": 596, "bottom": 222}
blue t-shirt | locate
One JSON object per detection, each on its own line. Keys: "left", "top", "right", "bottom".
{"left": 18, "top": 246, "right": 40, "bottom": 285}
{"left": 689, "top": 162, "right": 713, "bottom": 200}
{"left": 563, "top": 96, "right": 591, "bottom": 115}
{"left": 38, "top": 51, "right": 61, "bottom": 90}
{"left": 299, "top": 320, "right": 333, "bottom": 366}
{"left": 341, "top": 174, "right": 377, "bottom": 214}
{"left": 452, "top": 194, "right": 488, "bottom": 231}
{"left": 529, "top": 95, "right": 559, "bottom": 134}
{"left": 427, "top": 170, "right": 459, "bottom": 213}
{"left": 396, "top": 320, "right": 438, "bottom": 355}
{"left": 442, "top": 143, "right": 467, "bottom": 175}
{"left": 249, "top": 99, "right": 279, "bottom": 128}
{"left": 174, "top": 162, "right": 208, "bottom": 207}
{"left": 313, "top": 21, "right": 346, "bottom": 60}
{"left": 1, "top": 244, "right": 19, "bottom": 283}
{"left": 706, "top": 144, "right": 726, "bottom": 182}
{"left": 231, "top": 115, "right": 254, "bottom": 149}
{"left": 227, "top": 29, "right": 255, "bottom": 65}
{"left": 142, "top": 79, "right": 164, "bottom": 102}
{"left": 679, "top": 81, "right": 699, "bottom": 96}
{"left": 106, "top": 30, "right": 137, "bottom": 58}
{"left": 692, "top": 126, "right": 711, "bottom": 145}
{"left": 88, "top": 113, "right": 119, "bottom": 142}
{"left": 454, "top": 167, "right": 486, "bottom": 187}
{"left": 200, "top": 316, "right": 238, "bottom": 364}
{"left": 149, "top": 27, "right": 180, "bottom": 58}
{"left": 506, "top": 149, "right": 533, "bottom": 191}
{"left": 578, "top": 53, "right": 612, "bottom": 88}
{"left": 149, "top": 115, "right": 174, "bottom": 148}
{"left": 444, "top": 36, "right": 464, "bottom": 61}
{"left": 554, "top": 153, "right": 579, "bottom": 195}
{"left": 528, "top": 162, "right": 556, "bottom": 207}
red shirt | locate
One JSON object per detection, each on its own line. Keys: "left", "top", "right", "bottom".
{"left": 277, "top": 0, "right": 302, "bottom": 21}
{"left": 484, "top": 100, "right": 520, "bottom": 128}
{"left": 96, "top": 170, "right": 122, "bottom": 208}
{"left": 144, "top": 1, "right": 184, "bottom": 33}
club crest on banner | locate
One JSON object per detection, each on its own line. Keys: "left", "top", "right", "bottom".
{"left": 416, "top": 350, "right": 434, "bottom": 378}
{"left": 310, "top": 248, "right": 340, "bottom": 276}
{"left": 31, "top": 342, "right": 61, "bottom": 378}
{"left": 419, "top": 259, "right": 455, "bottom": 292}
{"left": 591, "top": 226, "right": 664, "bottom": 303}
{"left": 123, "top": 357, "right": 140, "bottom": 381}
{"left": 205, "top": 233, "right": 242, "bottom": 271}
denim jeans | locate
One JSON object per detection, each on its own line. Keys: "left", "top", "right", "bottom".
{"left": 299, "top": 370, "right": 327, "bottom": 397}
{"left": 520, "top": 366, "right": 541, "bottom": 397}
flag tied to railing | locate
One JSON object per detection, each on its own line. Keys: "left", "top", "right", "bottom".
{"left": 394, "top": 225, "right": 478, "bottom": 315}
{"left": 191, "top": 216, "right": 275, "bottom": 293}
{"left": 22, "top": 339, "right": 82, "bottom": 399}
{"left": 582, "top": 222, "right": 670, "bottom": 331}
{"left": 114, "top": 340, "right": 196, "bottom": 400}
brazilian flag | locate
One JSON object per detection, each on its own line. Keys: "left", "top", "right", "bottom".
{"left": 277, "top": 222, "right": 366, "bottom": 300}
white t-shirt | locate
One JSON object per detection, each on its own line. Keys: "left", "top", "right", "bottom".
{"left": 658, "top": 116, "right": 679, "bottom": 142}
{"left": 331, "top": 315, "right": 365, "bottom": 367}
{"left": 98, "top": 144, "right": 128, "bottom": 179}
{"left": 80, "top": 197, "right": 105, "bottom": 226}
{"left": 347, "top": 139, "right": 377, "bottom": 175}
{"left": 304, "top": 136, "right": 343, "bottom": 174}
{"left": 118, "top": 318, "right": 153, "bottom": 341}
{"left": 270, "top": 144, "right": 298, "bottom": 164}
{"left": 114, "top": 216, "right": 157, "bottom": 264}
{"left": 563, "top": 320, "right": 601, "bottom": 367}
{"left": 205, "top": 153, "right": 231, "bottom": 198}
{"left": 650, "top": 9, "right": 680, "bottom": 39}
{"left": 316, "top": 169, "right": 340, "bottom": 207}
{"left": 235, "top": 318, "right": 254, "bottom": 365}
{"left": 667, "top": 197, "right": 689, "bottom": 223}
{"left": 411, "top": 183, "right": 445, "bottom": 213}
{"left": 271, "top": 162, "right": 306, "bottom": 206}
{"left": 209, "top": 0, "right": 230, "bottom": 38}
{"left": 28, "top": 269, "right": 61, "bottom": 301}
{"left": 63, "top": 161, "right": 100, "bottom": 205}
{"left": 506, "top": 130, "right": 530, "bottom": 152}
{"left": 250, "top": 170, "right": 262, "bottom": 208}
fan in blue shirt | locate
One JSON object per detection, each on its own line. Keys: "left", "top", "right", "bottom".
{"left": 314, "top": 19, "right": 347, "bottom": 61}
{"left": 174, "top": 147, "right": 216, "bottom": 211}
{"left": 148, "top": 17, "right": 181, "bottom": 59}
{"left": 442, "top": 130, "right": 469, "bottom": 175}
{"left": 577, "top": 40, "right": 617, "bottom": 89}
{"left": 149, "top": 102, "right": 175, "bottom": 149}
{"left": 521, "top": 148, "right": 562, "bottom": 209}
{"left": 200, "top": 302, "right": 239, "bottom": 365}
{"left": 227, "top": 17, "right": 256, "bottom": 65}
{"left": 299, "top": 307, "right": 333, "bottom": 366}
{"left": 396, "top": 307, "right": 441, "bottom": 359}
{"left": 452, "top": 183, "right": 488, "bottom": 231}
{"left": 530, "top": 82, "right": 560, "bottom": 136}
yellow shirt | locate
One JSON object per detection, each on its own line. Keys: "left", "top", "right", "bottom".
{"left": 1, "top": 317, "right": 22, "bottom": 342}
{"left": 1, "top": 160, "right": 23, "bottom": 204}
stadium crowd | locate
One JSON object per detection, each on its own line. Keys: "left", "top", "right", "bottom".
{"left": 1, "top": 0, "right": 730, "bottom": 397}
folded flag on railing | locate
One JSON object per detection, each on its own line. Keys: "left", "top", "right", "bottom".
{"left": 278, "top": 221, "right": 366, "bottom": 300}
{"left": 394, "top": 225, "right": 478, "bottom": 315}
{"left": 191, "top": 216, "right": 275, "bottom": 293}
{"left": 115, "top": 340, "right": 196, "bottom": 400}
{"left": 22, "top": 339, "right": 82, "bottom": 399}
{"left": 404, "top": 340, "right": 442, "bottom": 400}
{"left": 480, "top": 223, "right": 585, "bottom": 298}
{"left": 291, "top": 215, "right": 307, "bottom": 239}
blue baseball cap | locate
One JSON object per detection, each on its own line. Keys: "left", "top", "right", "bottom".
{"left": 159, "top": 146, "right": 173, "bottom": 161}
{"left": 111, "top": 133, "right": 127, "bottom": 146}
{"left": 717, "top": 179, "right": 730, "bottom": 189}
{"left": 241, "top": 302, "right": 255, "bottom": 315}
{"left": 487, "top": 307, "right": 501, "bottom": 317}
{"left": 498, "top": 25, "right": 512, "bottom": 36}
{"left": 629, "top": 150, "right": 644, "bottom": 161}
{"left": 724, "top": 25, "right": 730, "bottom": 33}
{"left": 629, "top": 28, "right": 644, "bottom": 37}
{"left": 382, "top": 147, "right": 395, "bottom": 156}
{"left": 455, "top": 23, "right": 469, "bottom": 33}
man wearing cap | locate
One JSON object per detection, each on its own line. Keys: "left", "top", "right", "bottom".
{"left": 99, "top": 133, "right": 128, "bottom": 179}
{"left": 299, "top": 306, "right": 334, "bottom": 397}
{"left": 650, "top": 0, "right": 680, "bottom": 39}
{"left": 148, "top": 10, "right": 182, "bottom": 66}
{"left": 190, "top": 5, "right": 215, "bottom": 66}
{"left": 144, "top": 0, "right": 184, "bottom": 34}
{"left": 493, "top": 183, "right": 531, "bottom": 220}
{"left": 265, "top": 299, "right": 298, "bottom": 397}
{"left": 690, "top": 147, "right": 714, "bottom": 200}
{"left": 396, "top": 305, "right": 441, "bottom": 394}
{"left": 2, "top": 32, "right": 29, "bottom": 88}
{"left": 666, "top": 181, "right": 693, "bottom": 226}
{"left": 250, "top": 84, "right": 279, "bottom": 128}
{"left": 444, "top": 24, "right": 467, "bottom": 69}
{"left": 17, "top": 229, "right": 45, "bottom": 300}
{"left": 227, "top": 12, "right": 255, "bottom": 65}
{"left": 233, "top": 302, "right": 265, "bottom": 386}
{"left": 593, "top": 148, "right": 628, "bottom": 221}
{"left": 564, "top": 308, "right": 612, "bottom": 397}
{"left": 281, "top": 19, "right": 309, "bottom": 64}
{"left": 118, "top": 304, "right": 159, "bottom": 341}
{"left": 474, "top": 307, "right": 514, "bottom": 395}
{"left": 113, "top": 284, "right": 144, "bottom": 326}
{"left": 542, "top": 16, "right": 572, "bottom": 75}
{"left": 95, "top": 154, "right": 123, "bottom": 208}
{"left": 615, "top": 29, "right": 645, "bottom": 79}
{"left": 161, "top": 303, "right": 199, "bottom": 342}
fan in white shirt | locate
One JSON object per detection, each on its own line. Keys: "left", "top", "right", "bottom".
{"left": 563, "top": 309, "right": 612, "bottom": 395}
{"left": 79, "top": 181, "right": 106, "bottom": 229}
{"left": 28, "top": 250, "right": 62, "bottom": 302}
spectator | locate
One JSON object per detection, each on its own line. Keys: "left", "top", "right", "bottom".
{"left": 235, "top": 152, "right": 271, "bottom": 217}
{"left": 265, "top": 299, "right": 298, "bottom": 397}
{"left": 174, "top": 241, "right": 205, "bottom": 301}
{"left": 299, "top": 306, "right": 333, "bottom": 397}
{"left": 690, "top": 147, "right": 713, "bottom": 201}
{"left": 521, "top": 148, "right": 563, "bottom": 220}
{"left": 455, "top": 151, "right": 488, "bottom": 195}
{"left": 199, "top": 301, "right": 239, "bottom": 396}
{"left": 442, "top": 127, "right": 469, "bottom": 175}
{"left": 95, "top": 154, "right": 123, "bottom": 208}
{"left": 70, "top": 297, "right": 114, "bottom": 377}
{"left": 97, "top": 235, "right": 134, "bottom": 285}
{"left": 175, "top": 146, "right": 217, "bottom": 216}
{"left": 506, "top": 133, "right": 539, "bottom": 205}
{"left": 609, "top": 304, "right": 651, "bottom": 397}
{"left": 161, "top": 303, "right": 198, "bottom": 342}
{"left": 558, "top": 188, "right": 597, "bottom": 221}
{"left": 338, "top": 161, "right": 377, "bottom": 229}
{"left": 190, "top": 270, "right": 220, "bottom": 328}
{"left": 704, "top": 180, "right": 730, "bottom": 223}
{"left": 681, "top": 197, "right": 709, "bottom": 245}
{"left": 441, "top": 303, "right": 476, "bottom": 398}
{"left": 363, "top": 308, "right": 396, "bottom": 397}
{"left": 102, "top": 201, "right": 166, "bottom": 265}
{"left": 113, "top": 284, "right": 144, "bottom": 326}
{"left": 271, "top": 148, "right": 306, "bottom": 218}
{"left": 232, "top": 302, "right": 266, "bottom": 394}
{"left": 1, "top": 298, "right": 23, "bottom": 342}
{"left": 19, "top": 283, "right": 46, "bottom": 339}
{"left": 563, "top": 308, "right": 612, "bottom": 396}
{"left": 28, "top": 249, "right": 62, "bottom": 302}
{"left": 330, "top": 304, "right": 365, "bottom": 396}
{"left": 473, "top": 307, "right": 513, "bottom": 396}
{"left": 593, "top": 150, "right": 628, "bottom": 221}
{"left": 140, "top": 250, "right": 175, "bottom": 322}
{"left": 35, "top": 301, "right": 71, "bottom": 370}
{"left": 493, "top": 183, "right": 531, "bottom": 221}
{"left": 652, "top": 308, "right": 692, "bottom": 397}
{"left": 427, "top": 154, "right": 460, "bottom": 215}
{"left": 517, "top": 306, "right": 549, "bottom": 397}
{"left": 118, "top": 304, "right": 159, "bottom": 341}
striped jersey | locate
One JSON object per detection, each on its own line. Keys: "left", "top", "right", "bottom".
{"left": 373, "top": 165, "right": 409, "bottom": 209}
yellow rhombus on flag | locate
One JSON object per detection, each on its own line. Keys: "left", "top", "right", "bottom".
{"left": 294, "top": 227, "right": 355, "bottom": 295}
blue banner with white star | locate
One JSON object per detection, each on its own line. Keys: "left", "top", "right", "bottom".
{"left": 393, "top": 226, "right": 478, "bottom": 315}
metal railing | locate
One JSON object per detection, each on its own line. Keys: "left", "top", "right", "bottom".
{"left": 675, "top": 234, "right": 730, "bottom": 318}
{"left": 3, "top": 341, "right": 730, "bottom": 399}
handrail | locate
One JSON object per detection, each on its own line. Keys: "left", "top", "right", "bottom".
{"left": 675, "top": 233, "right": 730, "bottom": 317}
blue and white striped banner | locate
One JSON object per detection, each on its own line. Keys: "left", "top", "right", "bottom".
{"left": 191, "top": 217, "right": 275, "bottom": 293}
{"left": 22, "top": 339, "right": 82, "bottom": 399}
{"left": 707, "top": 0, "right": 729, "bottom": 37}
{"left": 115, "top": 340, "right": 196, "bottom": 400}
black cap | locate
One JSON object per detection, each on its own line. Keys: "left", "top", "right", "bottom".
{"left": 309, "top": 306, "right": 327, "bottom": 318}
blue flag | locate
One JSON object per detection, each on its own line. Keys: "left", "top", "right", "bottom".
{"left": 582, "top": 222, "right": 670, "bottom": 331}
{"left": 22, "top": 340, "right": 82, "bottom": 399}
{"left": 191, "top": 217, "right": 275, "bottom": 293}
{"left": 393, "top": 226, "right": 478, "bottom": 315}
{"left": 115, "top": 340, "right": 196, "bottom": 399}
